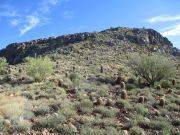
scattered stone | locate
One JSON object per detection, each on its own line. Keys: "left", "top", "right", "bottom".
{"left": 123, "top": 130, "right": 129, "bottom": 135}
{"left": 4, "top": 119, "right": 11, "bottom": 128}
{"left": 68, "top": 123, "right": 78, "bottom": 133}
{"left": 144, "top": 117, "right": 150, "bottom": 122}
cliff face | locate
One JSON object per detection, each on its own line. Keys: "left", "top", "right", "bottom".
{"left": 0, "top": 27, "right": 179, "bottom": 64}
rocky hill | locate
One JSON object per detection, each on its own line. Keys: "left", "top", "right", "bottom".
{"left": 0, "top": 27, "right": 179, "bottom": 64}
{"left": 0, "top": 27, "right": 179, "bottom": 135}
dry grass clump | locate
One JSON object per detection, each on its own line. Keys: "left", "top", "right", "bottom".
{"left": 0, "top": 93, "right": 25, "bottom": 120}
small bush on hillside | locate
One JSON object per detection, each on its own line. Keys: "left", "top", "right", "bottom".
{"left": 94, "top": 106, "right": 118, "bottom": 118}
{"left": 134, "top": 104, "right": 148, "bottom": 115}
{"left": 26, "top": 56, "right": 54, "bottom": 82}
{"left": 130, "top": 126, "right": 144, "bottom": 135}
{"left": 155, "top": 80, "right": 172, "bottom": 89}
{"left": 13, "top": 120, "right": 31, "bottom": 133}
{"left": 69, "top": 73, "right": 80, "bottom": 83}
{"left": 148, "top": 118, "right": 172, "bottom": 134}
{"left": 37, "top": 114, "right": 66, "bottom": 128}
{"left": 76, "top": 99, "right": 93, "bottom": 114}
{"left": 0, "top": 57, "right": 8, "bottom": 75}
{"left": 128, "top": 53, "right": 176, "bottom": 86}
{"left": 80, "top": 126, "right": 105, "bottom": 135}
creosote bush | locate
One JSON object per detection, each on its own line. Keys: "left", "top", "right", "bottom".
{"left": 25, "top": 56, "right": 54, "bottom": 82}
{"left": 128, "top": 53, "right": 176, "bottom": 86}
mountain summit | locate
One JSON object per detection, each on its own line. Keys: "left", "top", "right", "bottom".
{"left": 0, "top": 27, "right": 179, "bottom": 64}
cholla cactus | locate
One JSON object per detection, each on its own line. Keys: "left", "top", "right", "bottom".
{"left": 159, "top": 98, "right": 165, "bottom": 107}
{"left": 138, "top": 96, "right": 144, "bottom": 103}
{"left": 121, "top": 90, "right": 127, "bottom": 99}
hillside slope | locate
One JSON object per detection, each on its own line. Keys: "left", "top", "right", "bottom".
{"left": 0, "top": 27, "right": 180, "bottom": 64}
{"left": 0, "top": 27, "right": 179, "bottom": 135}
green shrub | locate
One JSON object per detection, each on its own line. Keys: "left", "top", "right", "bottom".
{"left": 37, "top": 114, "right": 66, "bottom": 128}
{"left": 94, "top": 106, "right": 118, "bottom": 118}
{"left": 80, "top": 126, "right": 105, "bottom": 135}
{"left": 69, "top": 73, "right": 80, "bottom": 83}
{"left": 161, "top": 80, "right": 172, "bottom": 88}
{"left": 172, "top": 118, "right": 180, "bottom": 126}
{"left": 105, "top": 126, "right": 124, "bottom": 135}
{"left": 155, "top": 80, "right": 172, "bottom": 89}
{"left": 98, "top": 89, "right": 108, "bottom": 97}
{"left": 130, "top": 126, "right": 144, "bottom": 135}
{"left": 134, "top": 104, "right": 148, "bottom": 115}
{"left": 34, "top": 106, "right": 50, "bottom": 116}
{"left": 0, "top": 116, "right": 7, "bottom": 132}
{"left": 26, "top": 56, "right": 54, "bottom": 82}
{"left": 77, "top": 99, "right": 93, "bottom": 114}
{"left": 128, "top": 53, "right": 176, "bottom": 85}
{"left": 56, "top": 124, "right": 76, "bottom": 135}
{"left": 60, "top": 106, "right": 77, "bottom": 119}
{"left": 148, "top": 118, "right": 172, "bottom": 134}
{"left": 167, "top": 103, "right": 180, "bottom": 112}
{"left": 13, "top": 120, "right": 31, "bottom": 133}
{"left": 116, "top": 99, "right": 131, "bottom": 110}
{"left": 0, "top": 57, "right": 8, "bottom": 75}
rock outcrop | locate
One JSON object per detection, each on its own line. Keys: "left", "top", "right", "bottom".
{"left": 0, "top": 27, "right": 179, "bottom": 64}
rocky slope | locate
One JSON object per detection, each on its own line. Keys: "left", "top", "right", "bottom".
{"left": 0, "top": 27, "right": 180, "bottom": 64}
{"left": 0, "top": 27, "right": 179, "bottom": 135}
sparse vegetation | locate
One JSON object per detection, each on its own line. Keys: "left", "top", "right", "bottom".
{"left": 130, "top": 126, "right": 144, "bottom": 135}
{"left": 0, "top": 27, "right": 179, "bottom": 134}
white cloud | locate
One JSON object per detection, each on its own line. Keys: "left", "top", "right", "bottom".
{"left": 39, "top": 0, "right": 59, "bottom": 13}
{"left": 1, "top": 0, "right": 70, "bottom": 36}
{"left": 0, "top": 11, "right": 18, "bottom": 17}
{"left": 161, "top": 24, "right": 180, "bottom": 36}
{"left": 19, "top": 15, "right": 40, "bottom": 36}
{"left": 63, "top": 11, "right": 74, "bottom": 19}
{"left": 147, "top": 15, "right": 180, "bottom": 24}
{"left": 0, "top": 4, "right": 19, "bottom": 18}
{"left": 10, "top": 19, "right": 19, "bottom": 26}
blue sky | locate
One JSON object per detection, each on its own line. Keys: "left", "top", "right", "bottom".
{"left": 0, "top": 0, "right": 180, "bottom": 49}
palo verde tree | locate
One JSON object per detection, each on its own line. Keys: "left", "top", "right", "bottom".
{"left": 26, "top": 56, "right": 54, "bottom": 82}
{"left": 128, "top": 53, "right": 176, "bottom": 86}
